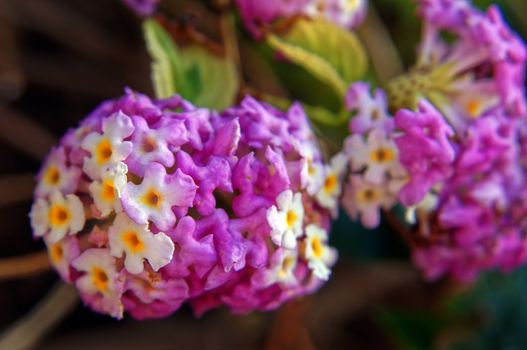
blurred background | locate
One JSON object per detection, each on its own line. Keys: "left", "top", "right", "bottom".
{"left": 0, "top": 0, "right": 526, "bottom": 349}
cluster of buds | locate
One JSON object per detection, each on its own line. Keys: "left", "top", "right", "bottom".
{"left": 30, "top": 90, "right": 338, "bottom": 319}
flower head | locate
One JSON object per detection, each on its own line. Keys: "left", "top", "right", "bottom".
{"left": 30, "top": 90, "right": 336, "bottom": 319}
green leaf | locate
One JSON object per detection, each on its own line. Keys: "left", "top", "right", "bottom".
{"left": 266, "top": 18, "right": 368, "bottom": 98}
{"left": 143, "top": 19, "right": 239, "bottom": 110}
{"left": 143, "top": 19, "right": 186, "bottom": 99}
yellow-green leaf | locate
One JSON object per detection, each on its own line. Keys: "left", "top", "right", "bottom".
{"left": 266, "top": 18, "right": 368, "bottom": 98}
{"left": 143, "top": 19, "right": 239, "bottom": 110}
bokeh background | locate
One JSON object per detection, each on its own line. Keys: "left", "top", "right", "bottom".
{"left": 0, "top": 0, "right": 526, "bottom": 349}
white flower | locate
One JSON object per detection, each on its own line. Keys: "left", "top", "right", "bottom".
{"left": 342, "top": 175, "right": 395, "bottom": 229}
{"left": 108, "top": 212, "right": 175, "bottom": 274}
{"left": 304, "top": 224, "right": 337, "bottom": 280}
{"left": 29, "top": 190, "right": 85, "bottom": 243}
{"left": 81, "top": 111, "right": 134, "bottom": 180}
{"left": 89, "top": 162, "right": 128, "bottom": 217}
{"left": 345, "top": 128, "right": 399, "bottom": 184}
{"left": 254, "top": 248, "right": 299, "bottom": 288}
{"left": 316, "top": 152, "right": 347, "bottom": 215}
{"left": 300, "top": 146, "right": 325, "bottom": 196}
{"left": 267, "top": 190, "right": 304, "bottom": 249}
{"left": 35, "top": 147, "right": 81, "bottom": 197}
{"left": 121, "top": 163, "right": 197, "bottom": 231}
{"left": 44, "top": 235, "right": 79, "bottom": 282}
{"left": 72, "top": 248, "right": 124, "bottom": 318}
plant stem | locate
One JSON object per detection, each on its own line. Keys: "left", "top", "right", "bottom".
{"left": 219, "top": 10, "right": 243, "bottom": 85}
{"left": 0, "top": 107, "right": 56, "bottom": 160}
{"left": 0, "top": 173, "right": 34, "bottom": 207}
{"left": 357, "top": 4, "right": 404, "bottom": 84}
{"left": 0, "top": 251, "right": 51, "bottom": 281}
{"left": 0, "top": 282, "right": 78, "bottom": 350}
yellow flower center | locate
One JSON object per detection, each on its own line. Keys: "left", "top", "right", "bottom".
{"left": 48, "top": 205, "right": 70, "bottom": 227}
{"left": 286, "top": 210, "right": 298, "bottom": 228}
{"left": 324, "top": 174, "right": 338, "bottom": 194}
{"left": 311, "top": 236, "right": 324, "bottom": 259}
{"left": 142, "top": 188, "right": 162, "bottom": 208}
{"left": 142, "top": 137, "right": 157, "bottom": 153}
{"left": 101, "top": 180, "right": 115, "bottom": 202}
{"left": 96, "top": 139, "right": 113, "bottom": 165}
{"left": 45, "top": 166, "right": 61, "bottom": 185}
{"left": 356, "top": 188, "right": 380, "bottom": 204}
{"left": 466, "top": 99, "right": 483, "bottom": 118}
{"left": 307, "top": 159, "right": 316, "bottom": 176}
{"left": 123, "top": 231, "right": 144, "bottom": 253}
{"left": 91, "top": 267, "right": 109, "bottom": 293}
{"left": 278, "top": 256, "right": 295, "bottom": 279}
{"left": 50, "top": 243, "right": 63, "bottom": 264}
{"left": 370, "top": 147, "right": 395, "bottom": 164}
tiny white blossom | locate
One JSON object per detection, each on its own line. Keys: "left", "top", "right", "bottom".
{"left": 267, "top": 190, "right": 304, "bottom": 249}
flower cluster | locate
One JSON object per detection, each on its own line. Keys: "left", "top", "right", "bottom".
{"left": 30, "top": 90, "right": 338, "bottom": 319}
{"left": 386, "top": 0, "right": 526, "bottom": 131}
{"left": 375, "top": 0, "right": 527, "bottom": 281}
{"left": 341, "top": 83, "right": 406, "bottom": 228}
{"left": 236, "top": 0, "right": 367, "bottom": 38}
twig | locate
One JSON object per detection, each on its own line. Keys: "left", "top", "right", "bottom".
{"left": 0, "top": 251, "right": 51, "bottom": 281}
{"left": 0, "top": 18, "right": 24, "bottom": 102}
{"left": 0, "top": 173, "right": 34, "bottom": 207}
{"left": 0, "top": 282, "right": 78, "bottom": 350}
{"left": 357, "top": 4, "right": 404, "bottom": 84}
{"left": 3, "top": 0, "right": 134, "bottom": 65}
{"left": 0, "top": 106, "right": 56, "bottom": 160}
{"left": 265, "top": 299, "right": 316, "bottom": 350}
{"left": 22, "top": 54, "right": 136, "bottom": 98}
{"left": 219, "top": 11, "right": 241, "bottom": 78}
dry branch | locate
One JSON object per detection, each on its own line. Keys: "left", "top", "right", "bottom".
{"left": 0, "top": 251, "right": 51, "bottom": 281}
{"left": 0, "top": 173, "right": 34, "bottom": 207}
{"left": 0, "top": 283, "right": 78, "bottom": 350}
{"left": 0, "top": 107, "right": 56, "bottom": 160}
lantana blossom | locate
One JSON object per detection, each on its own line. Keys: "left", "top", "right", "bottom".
{"left": 30, "top": 90, "right": 337, "bottom": 319}
{"left": 340, "top": 0, "right": 527, "bottom": 283}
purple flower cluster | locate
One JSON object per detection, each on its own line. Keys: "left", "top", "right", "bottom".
{"left": 411, "top": 111, "right": 527, "bottom": 282}
{"left": 30, "top": 90, "right": 337, "bottom": 319}
{"left": 340, "top": 0, "right": 527, "bottom": 282}
{"left": 236, "top": 0, "right": 367, "bottom": 38}
{"left": 385, "top": 0, "right": 527, "bottom": 281}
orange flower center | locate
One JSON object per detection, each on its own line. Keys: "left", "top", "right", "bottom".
{"left": 123, "top": 231, "right": 144, "bottom": 253}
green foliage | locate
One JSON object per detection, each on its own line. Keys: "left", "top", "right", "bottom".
{"left": 266, "top": 18, "right": 367, "bottom": 99}
{"left": 375, "top": 267, "right": 527, "bottom": 350}
{"left": 143, "top": 19, "right": 239, "bottom": 110}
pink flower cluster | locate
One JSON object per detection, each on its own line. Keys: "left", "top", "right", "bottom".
{"left": 386, "top": 0, "right": 527, "bottom": 281}
{"left": 397, "top": 0, "right": 527, "bottom": 281}
{"left": 236, "top": 0, "right": 367, "bottom": 38}
{"left": 341, "top": 0, "right": 527, "bottom": 282}
{"left": 30, "top": 90, "right": 338, "bottom": 319}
